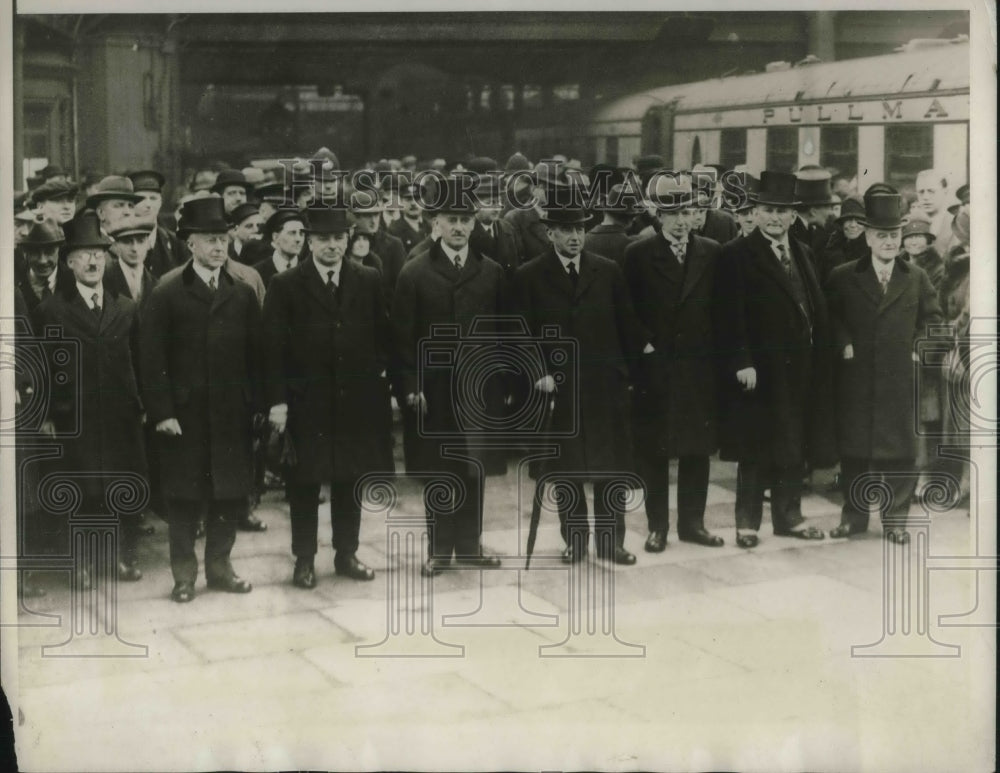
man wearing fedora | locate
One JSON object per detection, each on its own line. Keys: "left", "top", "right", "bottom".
{"left": 825, "top": 194, "right": 943, "bottom": 542}
{"left": 392, "top": 176, "right": 507, "bottom": 576}
{"left": 36, "top": 209, "right": 147, "bottom": 582}
{"left": 584, "top": 181, "right": 642, "bottom": 266}
{"left": 128, "top": 170, "right": 185, "bottom": 279}
{"left": 388, "top": 182, "right": 431, "bottom": 255}
{"left": 623, "top": 174, "right": 725, "bottom": 553}
{"left": 86, "top": 175, "right": 143, "bottom": 238}
{"left": 714, "top": 171, "right": 836, "bottom": 549}
{"left": 141, "top": 196, "right": 263, "bottom": 603}
{"left": 17, "top": 219, "right": 70, "bottom": 329}
{"left": 253, "top": 208, "right": 306, "bottom": 289}
{"left": 264, "top": 206, "right": 393, "bottom": 588}
{"left": 350, "top": 189, "right": 407, "bottom": 309}
{"left": 513, "top": 185, "right": 650, "bottom": 565}
{"left": 211, "top": 169, "right": 252, "bottom": 216}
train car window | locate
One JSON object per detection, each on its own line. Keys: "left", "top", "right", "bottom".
{"left": 820, "top": 126, "right": 858, "bottom": 179}
{"left": 522, "top": 85, "right": 543, "bottom": 110}
{"left": 720, "top": 128, "right": 747, "bottom": 170}
{"left": 605, "top": 136, "right": 618, "bottom": 167}
{"left": 500, "top": 85, "right": 516, "bottom": 112}
{"left": 885, "top": 125, "right": 934, "bottom": 192}
{"left": 691, "top": 136, "right": 702, "bottom": 165}
{"left": 766, "top": 126, "right": 798, "bottom": 172}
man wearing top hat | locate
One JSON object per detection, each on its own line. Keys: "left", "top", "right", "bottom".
{"left": 141, "top": 196, "right": 263, "bottom": 603}
{"left": 17, "top": 219, "right": 70, "bottom": 330}
{"left": 713, "top": 170, "right": 836, "bottom": 549}
{"left": 512, "top": 185, "right": 650, "bottom": 565}
{"left": 623, "top": 174, "right": 725, "bottom": 553}
{"left": 253, "top": 208, "right": 306, "bottom": 289}
{"left": 825, "top": 194, "right": 943, "bottom": 542}
{"left": 350, "top": 190, "right": 407, "bottom": 309}
{"left": 792, "top": 169, "right": 840, "bottom": 261}
{"left": 388, "top": 182, "right": 431, "bottom": 255}
{"left": 36, "top": 209, "right": 147, "bottom": 582}
{"left": 392, "top": 175, "right": 507, "bottom": 576}
{"left": 263, "top": 206, "right": 393, "bottom": 588}
{"left": 128, "top": 170, "right": 185, "bottom": 278}
{"left": 31, "top": 179, "right": 78, "bottom": 225}
{"left": 211, "top": 169, "right": 253, "bottom": 216}
{"left": 584, "top": 181, "right": 643, "bottom": 266}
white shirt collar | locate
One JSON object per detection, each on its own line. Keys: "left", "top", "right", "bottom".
{"left": 555, "top": 250, "right": 580, "bottom": 270}
{"left": 762, "top": 232, "right": 791, "bottom": 255}
{"left": 872, "top": 257, "right": 894, "bottom": 277}
{"left": 76, "top": 282, "right": 103, "bottom": 308}
{"left": 30, "top": 269, "right": 58, "bottom": 291}
{"left": 273, "top": 249, "right": 298, "bottom": 272}
{"left": 314, "top": 257, "right": 342, "bottom": 285}
{"left": 439, "top": 240, "right": 469, "bottom": 266}
{"left": 191, "top": 261, "right": 220, "bottom": 287}
{"left": 662, "top": 231, "right": 687, "bottom": 247}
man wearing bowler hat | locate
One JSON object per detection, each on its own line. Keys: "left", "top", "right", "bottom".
{"left": 36, "top": 209, "right": 147, "bottom": 582}
{"left": 128, "top": 169, "right": 185, "bottom": 278}
{"left": 211, "top": 169, "right": 253, "bottom": 216}
{"left": 392, "top": 175, "right": 507, "bottom": 576}
{"left": 263, "top": 206, "right": 393, "bottom": 588}
{"left": 17, "top": 219, "right": 70, "bottom": 329}
{"left": 713, "top": 171, "right": 836, "bottom": 548}
{"left": 512, "top": 184, "right": 650, "bottom": 565}
{"left": 825, "top": 194, "right": 943, "bottom": 543}
{"left": 141, "top": 196, "right": 263, "bottom": 603}
{"left": 623, "top": 174, "right": 725, "bottom": 552}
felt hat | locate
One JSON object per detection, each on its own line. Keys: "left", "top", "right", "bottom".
{"left": 177, "top": 196, "right": 230, "bottom": 239}
{"left": 752, "top": 171, "right": 799, "bottom": 207}
{"left": 85, "top": 176, "right": 143, "bottom": 208}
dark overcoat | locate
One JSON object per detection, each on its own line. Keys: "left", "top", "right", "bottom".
{"left": 263, "top": 258, "right": 393, "bottom": 483}
{"left": 388, "top": 216, "right": 430, "bottom": 256}
{"left": 140, "top": 262, "right": 262, "bottom": 502}
{"left": 504, "top": 207, "right": 550, "bottom": 261}
{"left": 103, "top": 261, "right": 157, "bottom": 315}
{"left": 819, "top": 229, "right": 868, "bottom": 284}
{"left": 470, "top": 218, "right": 523, "bottom": 280}
{"left": 146, "top": 226, "right": 185, "bottom": 278}
{"left": 369, "top": 230, "right": 407, "bottom": 305}
{"left": 512, "top": 249, "right": 647, "bottom": 476}
{"left": 391, "top": 240, "right": 508, "bottom": 476}
{"left": 698, "top": 208, "right": 739, "bottom": 245}
{"left": 37, "top": 286, "right": 147, "bottom": 499}
{"left": 584, "top": 223, "right": 637, "bottom": 267}
{"left": 713, "top": 229, "right": 837, "bottom": 468}
{"left": 623, "top": 232, "right": 720, "bottom": 459}
{"left": 826, "top": 256, "right": 943, "bottom": 460}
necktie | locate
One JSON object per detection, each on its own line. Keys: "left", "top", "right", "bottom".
{"left": 776, "top": 243, "right": 792, "bottom": 276}
{"left": 878, "top": 269, "right": 891, "bottom": 295}
{"left": 91, "top": 293, "right": 102, "bottom": 318}
{"left": 208, "top": 275, "right": 217, "bottom": 293}
{"left": 41, "top": 285, "right": 52, "bottom": 300}
{"left": 672, "top": 241, "right": 686, "bottom": 264}
{"left": 327, "top": 270, "right": 340, "bottom": 300}
{"left": 454, "top": 255, "right": 463, "bottom": 271}
{"left": 567, "top": 261, "right": 579, "bottom": 290}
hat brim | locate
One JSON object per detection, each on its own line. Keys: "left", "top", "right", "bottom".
{"left": 539, "top": 213, "right": 590, "bottom": 225}
{"left": 751, "top": 195, "right": 801, "bottom": 207}
{"left": 35, "top": 188, "right": 80, "bottom": 203}
{"left": 798, "top": 196, "right": 839, "bottom": 207}
{"left": 111, "top": 228, "right": 154, "bottom": 240}
{"left": 835, "top": 213, "right": 865, "bottom": 224}
{"left": 861, "top": 218, "right": 904, "bottom": 230}
{"left": 211, "top": 182, "right": 253, "bottom": 194}
{"left": 178, "top": 223, "right": 231, "bottom": 238}
{"left": 86, "top": 192, "right": 143, "bottom": 207}
{"left": 62, "top": 239, "right": 111, "bottom": 253}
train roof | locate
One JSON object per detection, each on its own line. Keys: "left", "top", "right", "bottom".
{"left": 592, "top": 40, "right": 970, "bottom": 124}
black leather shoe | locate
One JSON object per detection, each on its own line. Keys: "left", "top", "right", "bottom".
{"left": 598, "top": 546, "right": 637, "bottom": 565}
{"left": 678, "top": 528, "right": 725, "bottom": 547}
{"left": 334, "top": 554, "right": 375, "bottom": 581}
{"left": 830, "top": 523, "right": 866, "bottom": 539}
{"left": 644, "top": 531, "right": 667, "bottom": 553}
{"left": 206, "top": 574, "right": 253, "bottom": 593}
{"left": 421, "top": 558, "right": 447, "bottom": 577}
{"left": 292, "top": 558, "right": 317, "bottom": 589}
{"left": 238, "top": 513, "right": 267, "bottom": 532}
{"left": 454, "top": 553, "right": 502, "bottom": 569}
{"left": 117, "top": 562, "right": 143, "bottom": 582}
{"left": 736, "top": 532, "right": 759, "bottom": 549}
{"left": 171, "top": 582, "right": 195, "bottom": 603}
{"left": 561, "top": 544, "right": 587, "bottom": 564}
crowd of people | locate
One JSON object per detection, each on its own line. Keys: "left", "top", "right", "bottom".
{"left": 12, "top": 149, "right": 973, "bottom": 603}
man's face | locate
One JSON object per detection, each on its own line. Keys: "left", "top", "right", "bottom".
{"left": 809, "top": 204, "right": 836, "bottom": 228}
{"left": 231, "top": 213, "right": 263, "bottom": 243}
{"left": 546, "top": 223, "right": 585, "bottom": 258}
{"left": 436, "top": 213, "right": 475, "bottom": 250}
{"left": 658, "top": 207, "right": 691, "bottom": 241}
{"left": 353, "top": 212, "right": 381, "bottom": 235}
{"left": 14, "top": 219, "right": 34, "bottom": 243}
{"left": 39, "top": 195, "right": 76, "bottom": 225}
{"left": 221, "top": 185, "right": 247, "bottom": 213}
{"left": 832, "top": 178, "right": 854, "bottom": 198}
{"left": 66, "top": 247, "right": 106, "bottom": 287}
{"left": 865, "top": 227, "right": 901, "bottom": 261}
{"left": 259, "top": 201, "right": 278, "bottom": 222}
{"left": 272, "top": 220, "right": 305, "bottom": 259}
{"left": 25, "top": 246, "right": 59, "bottom": 278}
{"left": 134, "top": 191, "right": 162, "bottom": 220}
{"left": 756, "top": 204, "right": 795, "bottom": 239}
{"left": 187, "top": 232, "right": 229, "bottom": 271}
{"left": 902, "top": 234, "right": 930, "bottom": 258}
{"left": 113, "top": 233, "right": 151, "bottom": 269}
{"left": 402, "top": 196, "right": 422, "bottom": 219}
{"left": 916, "top": 176, "right": 944, "bottom": 217}
{"left": 736, "top": 207, "right": 756, "bottom": 235}
{"left": 309, "top": 232, "right": 348, "bottom": 267}
{"left": 688, "top": 208, "right": 707, "bottom": 230}
{"left": 841, "top": 217, "right": 865, "bottom": 241}
{"left": 475, "top": 204, "right": 502, "bottom": 226}
{"left": 96, "top": 199, "right": 134, "bottom": 232}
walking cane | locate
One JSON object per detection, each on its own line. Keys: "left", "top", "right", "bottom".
{"left": 525, "top": 394, "right": 556, "bottom": 570}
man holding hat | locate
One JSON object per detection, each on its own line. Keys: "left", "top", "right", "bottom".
{"left": 388, "top": 182, "right": 431, "bottom": 255}
{"left": 31, "top": 179, "right": 79, "bottom": 225}
{"left": 141, "top": 196, "right": 263, "bottom": 602}
{"left": 210, "top": 169, "right": 252, "bottom": 216}
{"left": 623, "top": 174, "right": 725, "bottom": 552}
{"left": 128, "top": 170, "right": 185, "bottom": 278}
{"left": 713, "top": 171, "right": 836, "bottom": 548}
{"left": 263, "top": 206, "right": 393, "bottom": 588}
{"left": 392, "top": 175, "right": 508, "bottom": 576}
{"left": 825, "top": 194, "right": 943, "bottom": 542}
{"left": 17, "top": 219, "right": 69, "bottom": 329}
{"left": 512, "top": 184, "right": 650, "bottom": 565}
{"left": 253, "top": 208, "right": 306, "bottom": 288}
{"left": 36, "top": 209, "right": 147, "bottom": 582}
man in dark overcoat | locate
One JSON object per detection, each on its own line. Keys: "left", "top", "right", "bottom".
{"left": 253, "top": 208, "right": 305, "bottom": 288}
{"left": 17, "top": 219, "right": 70, "bottom": 331}
{"left": 512, "top": 190, "right": 650, "bottom": 565}
{"left": 263, "top": 206, "right": 393, "bottom": 588}
{"left": 141, "top": 196, "right": 263, "bottom": 603}
{"left": 387, "top": 182, "right": 431, "bottom": 255}
{"left": 792, "top": 170, "right": 839, "bottom": 266}
{"left": 351, "top": 190, "right": 407, "bottom": 309}
{"left": 504, "top": 164, "right": 559, "bottom": 260}
{"left": 825, "top": 194, "right": 943, "bottom": 542}
{"left": 713, "top": 171, "right": 836, "bottom": 549}
{"left": 469, "top": 176, "right": 523, "bottom": 281}
{"left": 584, "top": 183, "right": 642, "bottom": 266}
{"left": 392, "top": 176, "right": 507, "bottom": 576}
{"left": 128, "top": 170, "right": 185, "bottom": 278}
{"left": 37, "top": 209, "right": 147, "bottom": 581}
{"left": 623, "top": 175, "right": 724, "bottom": 552}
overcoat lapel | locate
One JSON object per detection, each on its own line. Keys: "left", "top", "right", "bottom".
{"left": 878, "top": 259, "right": 910, "bottom": 313}
{"left": 680, "top": 240, "right": 710, "bottom": 301}
{"left": 299, "top": 259, "right": 338, "bottom": 315}
{"left": 542, "top": 249, "right": 576, "bottom": 299}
